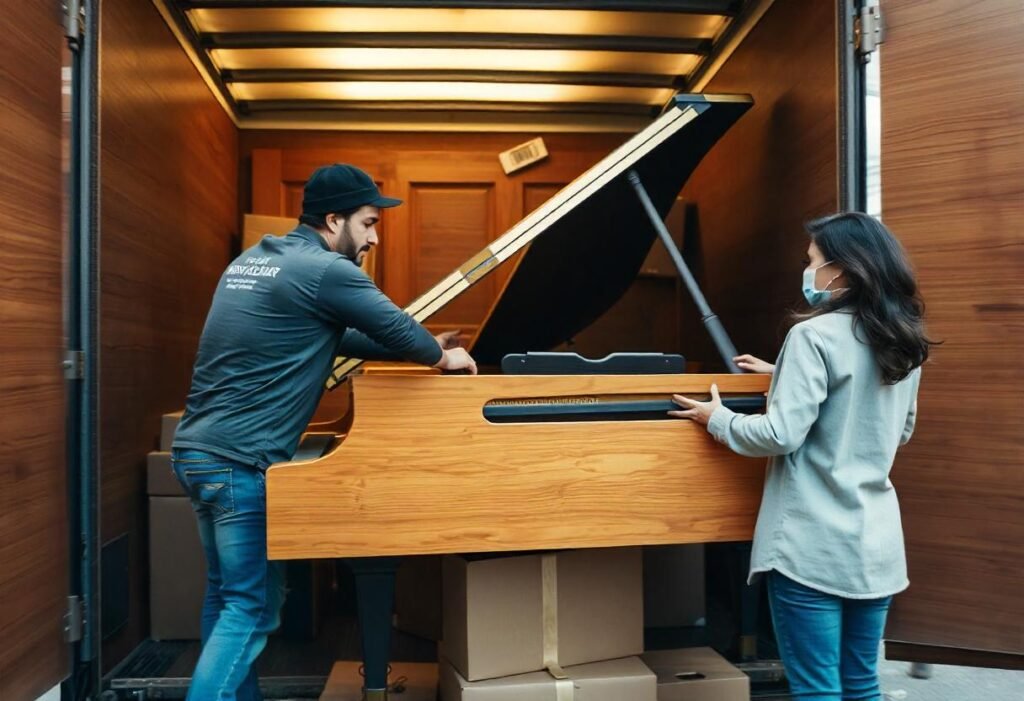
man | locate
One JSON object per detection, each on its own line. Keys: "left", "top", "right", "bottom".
{"left": 171, "top": 163, "right": 476, "bottom": 701}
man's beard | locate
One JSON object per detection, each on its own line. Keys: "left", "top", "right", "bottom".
{"left": 334, "top": 221, "right": 366, "bottom": 262}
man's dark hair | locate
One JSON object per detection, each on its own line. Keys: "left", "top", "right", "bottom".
{"left": 299, "top": 206, "right": 360, "bottom": 230}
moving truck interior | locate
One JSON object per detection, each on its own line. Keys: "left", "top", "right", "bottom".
{"left": 3, "top": 1, "right": 1020, "bottom": 699}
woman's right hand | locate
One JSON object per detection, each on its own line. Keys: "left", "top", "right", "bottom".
{"left": 734, "top": 354, "right": 775, "bottom": 374}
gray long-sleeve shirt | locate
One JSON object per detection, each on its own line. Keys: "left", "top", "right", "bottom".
{"left": 707, "top": 311, "right": 921, "bottom": 598}
{"left": 173, "top": 225, "right": 442, "bottom": 469}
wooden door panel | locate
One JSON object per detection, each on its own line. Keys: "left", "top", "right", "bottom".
{"left": 523, "top": 183, "right": 565, "bottom": 215}
{"left": 881, "top": 0, "right": 1024, "bottom": 660}
{"left": 0, "top": 1, "right": 69, "bottom": 698}
{"left": 249, "top": 137, "right": 627, "bottom": 349}
{"left": 409, "top": 184, "right": 495, "bottom": 333}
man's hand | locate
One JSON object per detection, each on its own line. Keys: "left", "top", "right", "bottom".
{"left": 668, "top": 383, "right": 721, "bottom": 426}
{"left": 734, "top": 354, "right": 775, "bottom": 374}
{"left": 435, "top": 329, "right": 462, "bottom": 350}
{"left": 435, "top": 347, "right": 478, "bottom": 375}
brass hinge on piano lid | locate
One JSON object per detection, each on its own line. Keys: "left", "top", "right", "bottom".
{"left": 854, "top": 2, "right": 886, "bottom": 62}
{"left": 459, "top": 247, "right": 499, "bottom": 284}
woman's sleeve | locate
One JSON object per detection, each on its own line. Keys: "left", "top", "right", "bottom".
{"left": 900, "top": 369, "right": 922, "bottom": 446}
{"left": 706, "top": 324, "right": 830, "bottom": 458}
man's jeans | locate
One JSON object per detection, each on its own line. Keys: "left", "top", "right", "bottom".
{"left": 767, "top": 570, "right": 892, "bottom": 701}
{"left": 171, "top": 449, "right": 287, "bottom": 701}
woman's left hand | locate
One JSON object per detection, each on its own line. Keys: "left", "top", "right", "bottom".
{"left": 669, "top": 384, "right": 722, "bottom": 426}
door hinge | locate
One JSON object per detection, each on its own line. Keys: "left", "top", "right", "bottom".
{"left": 64, "top": 350, "right": 85, "bottom": 380}
{"left": 64, "top": 596, "right": 84, "bottom": 643}
{"left": 855, "top": 3, "right": 886, "bottom": 62}
{"left": 63, "top": 0, "right": 85, "bottom": 46}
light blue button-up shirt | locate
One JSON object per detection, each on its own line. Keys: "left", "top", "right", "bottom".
{"left": 708, "top": 311, "right": 921, "bottom": 599}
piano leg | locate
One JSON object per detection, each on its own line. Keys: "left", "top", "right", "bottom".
{"left": 347, "top": 556, "right": 402, "bottom": 700}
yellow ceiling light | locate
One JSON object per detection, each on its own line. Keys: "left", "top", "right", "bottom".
{"left": 230, "top": 81, "right": 673, "bottom": 105}
{"left": 189, "top": 8, "right": 728, "bottom": 40}
{"left": 213, "top": 48, "right": 702, "bottom": 76}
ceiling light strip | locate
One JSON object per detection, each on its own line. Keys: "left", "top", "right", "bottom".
{"left": 221, "top": 68, "right": 685, "bottom": 89}
{"left": 229, "top": 81, "right": 671, "bottom": 104}
{"left": 178, "top": 1, "right": 741, "bottom": 16}
{"left": 186, "top": 7, "right": 728, "bottom": 39}
{"left": 201, "top": 32, "right": 711, "bottom": 55}
{"left": 237, "top": 100, "right": 658, "bottom": 116}
{"left": 212, "top": 48, "right": 703, "bottom": 75}
{"left": 239, "top": 111, "right": 649, "bottom": 133}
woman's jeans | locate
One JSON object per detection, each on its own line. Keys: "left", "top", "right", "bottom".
{"left": 171, "top": 449, "right": 287, "bottom": 701}
{"left": 767, "top": 571, "right": 892, "bottom": 701}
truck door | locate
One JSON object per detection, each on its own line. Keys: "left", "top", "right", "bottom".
{"left": 0, "top": 1, "right": 77, "bottom": 699}
{"left": 879, "top": 0, "right": 1023, "bottom": 668}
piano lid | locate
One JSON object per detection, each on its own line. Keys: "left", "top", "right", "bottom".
{"left": 326, "top": 94, "right": 752, "bottom": 387}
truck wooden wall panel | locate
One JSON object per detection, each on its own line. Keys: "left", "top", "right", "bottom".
{"left": 99, "top": 0, "right": 238, "bottom": 669}
{"left": 0, "top": 1, "right": 69, "bottom": 698}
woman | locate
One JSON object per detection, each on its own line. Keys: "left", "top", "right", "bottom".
{"left": 671, "top": 212, "right": 933, "bottom": 701}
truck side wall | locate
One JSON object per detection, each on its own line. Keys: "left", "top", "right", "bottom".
{"left": 99, "top": 0, "right": 238, "bottom": 669}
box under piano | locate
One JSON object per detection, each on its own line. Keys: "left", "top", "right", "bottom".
{"left": 642, "top": 648, "right": 749, "bottom": 701}
{"left": 149, "top": 496, "right": 205, "bottom": 640}
{"left": 442, "top": 547, "right": 643, "bottom": 682}
{"left": 440, "top": 656, "right": 655, "bottom": 701}
{"left": 159, "top": 410, "right": 183, "bottom": 451}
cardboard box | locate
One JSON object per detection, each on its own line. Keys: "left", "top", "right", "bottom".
{"left": 159, "top": 410, "right": 183, "bottom": 451}
{"left": 149, "top": 496, "right": 206, "bottom": 639}
{"left": 643, "top": 544, "right": 706, "bottom": 628}
{"left": 440, "top": 656, "right": 655, "bottom": 701}
{"left": 641, "top": 648, "right": 749, "bottom": 701}
{"left": 321, "top": 661, "right": 438, "bottom": 701}
{"left": 395, "top": 555, "right": 443, "bottom": 641}
{"left": 147, "top": 451, "right": 185, "bottom": 496}
{"left": 442, "top": 547, "right": 643, "bottom": 682}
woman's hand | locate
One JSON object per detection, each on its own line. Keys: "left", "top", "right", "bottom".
{"left": 734, "top": 354, "right": 775, "bottom": 374}
{"left": 668, "top": 384, "right": 721, "bottom": 426}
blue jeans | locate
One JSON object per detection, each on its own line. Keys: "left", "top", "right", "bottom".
{"left": 171, "top": 449, "right": 287, "bottom": 701}
{"left": 767, "top": 571, "right": 892, "bottom": 701}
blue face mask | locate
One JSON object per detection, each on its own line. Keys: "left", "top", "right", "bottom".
{"left": 802, "top": 261, "right": 841, "bottom": 306}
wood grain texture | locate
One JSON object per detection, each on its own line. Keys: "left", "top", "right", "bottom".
{"left": 0, "top": 2, "right": 69, "bottom": 698}
{"left": 408, "top": 182, "right": 496, "bottom": 336}
{"left": 679, "top": 0, "right": 838, "bottom": 366}
{"left": 100, "top": 0, "right": 238, "bottom": 668}
{"left": 880, "top": 0, "right": 1024, "bottom": 657}
{"left": 242, "top": 212, "right": 295, "bottom": 249}
{"left": 266, "top": 373, "right": 770, "bottom": 559}
{"left": 244, "top": 132, "right": 627, "bottom": 335}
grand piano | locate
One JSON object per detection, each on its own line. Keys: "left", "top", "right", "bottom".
{"left": 266, "top": 94, "right": 770, "bottom": 699}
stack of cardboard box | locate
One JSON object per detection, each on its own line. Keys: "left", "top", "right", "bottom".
{"left": 437, "top": 547, "right": 749, "bottom": 701}
{"left": 148, "top": 411, "right": 206, "bottom": 640}
{"left": 439, "top": 548, "right": 652, "bottom": 700}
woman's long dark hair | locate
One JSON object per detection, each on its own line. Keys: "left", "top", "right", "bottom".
{"left": 796, "top": 212, "right": 936, "bottom": 384}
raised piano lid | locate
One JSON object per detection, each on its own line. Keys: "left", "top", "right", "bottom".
{"left": 326, "top": 94, "right": 752, "bottom": 387}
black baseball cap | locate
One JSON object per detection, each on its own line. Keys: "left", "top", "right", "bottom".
{"left": 302, "top": 163, "right": 402, "bottom": 214}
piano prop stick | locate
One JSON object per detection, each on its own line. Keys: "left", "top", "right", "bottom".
{"left": 627, "top": 169, "right": 742, "bottom": 374}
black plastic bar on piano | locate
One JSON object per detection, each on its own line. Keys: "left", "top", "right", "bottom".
{"left": 482, "top": 396, "right": 766, "bottom": 423}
